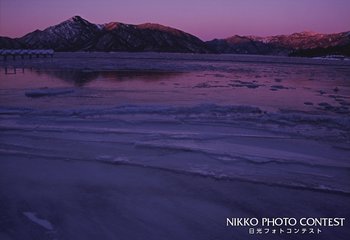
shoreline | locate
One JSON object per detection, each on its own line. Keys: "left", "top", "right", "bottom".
{"left": 1, "top": 52, "right": 350, "bottom": 71}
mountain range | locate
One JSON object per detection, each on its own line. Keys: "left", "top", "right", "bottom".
{"left": 1, "top": 16, "right": 349, "bottom": 57}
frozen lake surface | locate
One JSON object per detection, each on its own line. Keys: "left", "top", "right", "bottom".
{"left": 0, "top": 53, "right": 349, "bottom": 239}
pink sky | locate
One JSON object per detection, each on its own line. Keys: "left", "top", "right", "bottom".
{"left": 0, "top": 0, "right": 349, "bottom": 40}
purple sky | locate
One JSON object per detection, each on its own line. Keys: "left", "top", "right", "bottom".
{"left": 0, "top": 0, "right": 349, "bottom": 40}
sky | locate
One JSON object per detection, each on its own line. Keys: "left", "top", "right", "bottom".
{"left": 0, "top": 0, "right": 349, "bottom": 40}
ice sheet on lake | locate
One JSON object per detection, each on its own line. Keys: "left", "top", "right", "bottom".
{"left": 1, "top": 54, "right": 350, "bottom": 239}
{"left": 23, "top": 212, "right": 54, "bottom": 231}
{"left": 1, "top": 102, "right": 348, "bottom": 194}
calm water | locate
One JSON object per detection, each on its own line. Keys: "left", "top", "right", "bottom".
{"left": 1, "top": 64, "right": 349, "bottom": 113}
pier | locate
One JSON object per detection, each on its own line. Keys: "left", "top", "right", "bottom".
{"left": 0, "top": 49, "right": 54, "bottom": 60}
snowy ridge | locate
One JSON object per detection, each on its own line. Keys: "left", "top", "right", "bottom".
{"left": 6, "top": 16, "right": 209, "bottom": 53}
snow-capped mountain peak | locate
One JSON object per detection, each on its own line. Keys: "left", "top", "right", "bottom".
{"left": 0, "top": 16, "right": 349, "bottom": 56}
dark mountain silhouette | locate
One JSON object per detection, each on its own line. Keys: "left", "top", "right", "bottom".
{"left": 1, "top": 16, "right": 209, "bottom": 53}
{"left": 1, "top": 16, "right": 349, "bottom": 56}
{"left": 0, "top": 36, "right": 24, "bottom": 49}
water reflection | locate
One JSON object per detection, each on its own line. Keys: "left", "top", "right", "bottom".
{"left": 2, "top": 66, "right": 25, "bottom": 75}
{"left": 36, "top": 70, "right": 100, "bottom": 87}
{"left": 2, "top": 65, "right": 349, "bottom": 114}
{"left": 34, "top": 69, "right": 184, "bottom": 87}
